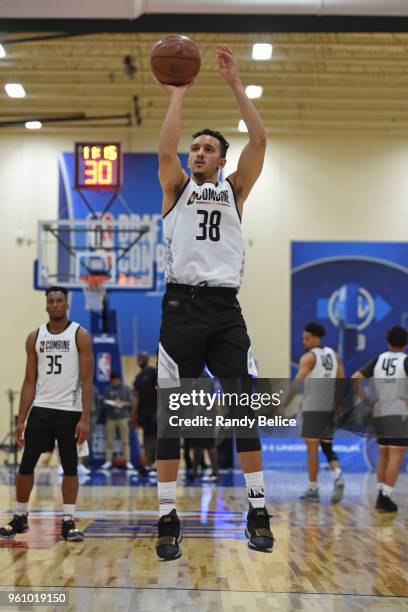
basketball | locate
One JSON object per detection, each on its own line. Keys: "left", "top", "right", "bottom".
{"left": 150, "top": 35, "right": 201, "bottom": 85}
{"left": 112, "top": 454, "right": 127, "bottom": 469}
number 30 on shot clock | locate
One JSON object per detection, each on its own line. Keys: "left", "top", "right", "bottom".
{"left": 75, "top": 143, "right": 122, "bottom": 190}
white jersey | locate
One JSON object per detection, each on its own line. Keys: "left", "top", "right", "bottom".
{"left": 303, "top": 346, "right": 338, "bottom": 413}
{"left": 163, "top": 177, "right": 245, "bottom": 287}
{"left": 371, "top": 351, "right": 408, "bottom": 418}
{"left": 33, "top": 321, "right": 82, "bottom": 412}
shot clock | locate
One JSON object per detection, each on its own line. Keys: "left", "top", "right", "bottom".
{"left": 75, "top": 143, "right": 122, "bottom": 190}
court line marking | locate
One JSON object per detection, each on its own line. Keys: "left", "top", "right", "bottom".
{"left": 0, "top": 585, "right": 406, "bottom": 599}
{"left": 0, "top": 510, "right": 246, "bottom": 517}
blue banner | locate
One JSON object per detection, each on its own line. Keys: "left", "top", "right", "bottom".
{"left": 291, "top": 241, "right": 408, "bottom": 377}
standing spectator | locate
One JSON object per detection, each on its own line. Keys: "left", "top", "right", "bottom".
{"left": 131, "top": 352, "right": 157, "bottom": 471}
{"left": 102, "top": 372, "right": 133, "bottom": 470}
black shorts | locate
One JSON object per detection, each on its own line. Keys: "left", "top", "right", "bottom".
{"left": 301, "top": 411, "right": 334, "bottom": 439}
{"left": 374, "top": 416, "right": 408, "bottom": 447}
{"left": 19, "top": 406, "right": 82, "bottom": 476}
{"left": 190, "top": 437, "right": 215, "bottom": 449}
{"left": 158, "top": 283, "right": 254, "bottom": 380}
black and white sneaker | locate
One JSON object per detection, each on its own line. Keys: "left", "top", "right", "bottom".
{"left": 156, "top": 509, "right": 182, "bottom": 561}
{"left": 245, "top": 506, "right": 274, "bottom": 553}
{"left": 0, "top": 514, "right": 28, "bottom": 539}
{"left": 375, "top": 491, "right": 398, "bottom": 513}
{"left": 61, "top": 518, "right": 85, "bottom": 542}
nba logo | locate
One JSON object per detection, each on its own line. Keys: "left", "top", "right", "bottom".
{"left": 97, "top": 352, "right": 111, "bottom": 382}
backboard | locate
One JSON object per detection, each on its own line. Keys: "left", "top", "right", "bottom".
{"left": 35, "top": 218, "right": 156, "bottom": 291}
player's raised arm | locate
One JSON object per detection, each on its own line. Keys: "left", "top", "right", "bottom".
{"left": 217, "top": 44, "right": 267, "bottom": 211}
{"left": 76, "top": 328, "right": 94, "bottom": 444}
{"left": 157, "top": 81, "right": 192, "bottom": 214}
{"left": 15, "top": 332, "right": 38, "bottom": 447}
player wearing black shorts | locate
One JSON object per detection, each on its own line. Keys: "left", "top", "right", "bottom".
{"left": 352, "top": 325, "right": 408, "bottom": 513}
{"left": 286, "top": 322, "right": 345, "bottom": 503}
{"left": 154, "top": 44, "right": 273, "bottom": 561}
{"left": 0, "top": 287, "right": 94, "bottom": 542}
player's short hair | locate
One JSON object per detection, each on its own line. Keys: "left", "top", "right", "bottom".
{"left": 387, "top": 325, "right": 408, "bottom": 348}
{"left": 45, "top": 286, "right": 68, "bottom": 299}
{"left": 304, "top": 322, "right": 326, "bottom": 338}
{"left": 192, "top": 129, "right": 229, "bottom": 158}
{"left": 110, "top": 371, "right": 121, "bottom": 381}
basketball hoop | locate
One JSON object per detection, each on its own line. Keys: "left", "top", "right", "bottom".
{"left": 80, "top": 274, "right": 109, "bottom": 312}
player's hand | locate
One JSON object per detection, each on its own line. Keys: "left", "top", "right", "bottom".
{"left": 14, "top": 422, "right": 25, "bottom": 447}
{"left": 153, "top": 77, "right": 195, "bottom": 95}
{"left": 75, "top": 418, "right": 90, "bottom": 445}
{"left": 217, "top": 44, "right": 240, "bottom": 85}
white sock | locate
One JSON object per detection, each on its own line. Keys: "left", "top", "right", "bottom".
{"left": 63, "top": 504, "right": 76, "bottom": 520}
{"left": 382, "top": 484, "right": 394, "bottom": 497}
{"left": 16, "top": 502, "right": 28, "bottom": 516}
{"left": 378, "top": 482, "right": 384, "bottom": 492}
{"left": 158, "top": 481, "right": 177, "bottom": 517}
{"left": 244, "top": 471, "right": 265, "bottom": 509}
{"left": 333, "top": 468, "right": 342, "bottom": 479}
{"left": 308, "top": 481, "right": 318, "bottom": 490}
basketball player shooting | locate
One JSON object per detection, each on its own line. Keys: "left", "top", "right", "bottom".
{"left": 0, "top": 287, "right": 94, "bottom": 542}
{"left": 155, "top": 44, "right": 274, "bottom": 561}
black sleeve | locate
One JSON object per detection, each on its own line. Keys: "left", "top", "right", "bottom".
{"left": 359, "top": 357, "right": 378, "bottom": 378}
{"left": 404, "top": 356, "right": 408, "bottom": 377}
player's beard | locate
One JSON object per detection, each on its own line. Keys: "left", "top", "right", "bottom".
{"left": 192, "top": 170, "right": 205, "bottom": 181}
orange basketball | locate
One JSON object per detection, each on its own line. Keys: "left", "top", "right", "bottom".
{"left": 113, "top": 454, "right": 127, "bottom": 469}
{"left": 150, "top": 35, "right": 201, "bottom": 86}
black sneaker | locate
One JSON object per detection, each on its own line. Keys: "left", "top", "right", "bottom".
{"left": 0, "top": 514, "right": 28, "bottom": 539}
{"left": 245, "top": 506, "right": 274, "bottom": 553}
{"left": 61, "top": 518, "right": 84, "bottom": 542}
{"left": 156, "top": 509, "right": 182, "bottom": 561}
{"left": 375, "top": 491, "right": 398, "bottom": 513}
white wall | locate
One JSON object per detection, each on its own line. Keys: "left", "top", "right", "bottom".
{"left": 1, "top": 129, "right": 407, "bottom": 435}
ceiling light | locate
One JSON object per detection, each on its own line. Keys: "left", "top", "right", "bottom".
{"left": 238, "top": 120, "right": 248, "bottom": 133}
{"left": 5, "top": 83, "right": 26, "bottom": 98}
{"left": 0, "top": 44, "right": 6, "bottom": 58}
{"left": 25, "top": 121, "right": 42, "bottom": 130}
{"left": 252, "top": 43, "right": 273, "bottom": 61}
{"left": 245, "top": 85, "right": 263, "bottom": 99}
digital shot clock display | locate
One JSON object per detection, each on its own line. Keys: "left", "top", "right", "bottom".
{"left": 75, "top": 143, "right": 122, "bottom": 190}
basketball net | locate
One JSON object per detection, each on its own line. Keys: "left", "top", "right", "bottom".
{"left": 81, "top": 274, "right": 108, "bottom": 312}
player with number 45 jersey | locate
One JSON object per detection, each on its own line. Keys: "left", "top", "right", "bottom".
{"left": 352, "top": 325, "right": 408, "bottom": 513}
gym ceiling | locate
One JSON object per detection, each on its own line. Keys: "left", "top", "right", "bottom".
{"left": 1, "top": 1, "right": 408, "bottom": 134}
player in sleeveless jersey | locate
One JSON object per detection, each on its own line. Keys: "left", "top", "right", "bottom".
{"left": 286, "top": 322, "right": 345, "bottom": 503}
{"left": 154, "top": 44, "right": 273, "bottom": 561}
{"left": 0, "top": 287, "right": 94, "bottom": 542}
{"left": 352, "top": 325, "right": 408, "bottom": 513}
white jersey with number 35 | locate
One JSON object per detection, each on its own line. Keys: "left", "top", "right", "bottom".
{"left": 163, "top": 177, "right": 244, "bottom": 288}
{"left": 33, "top": 321, "right": 82, "bottom": 412}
